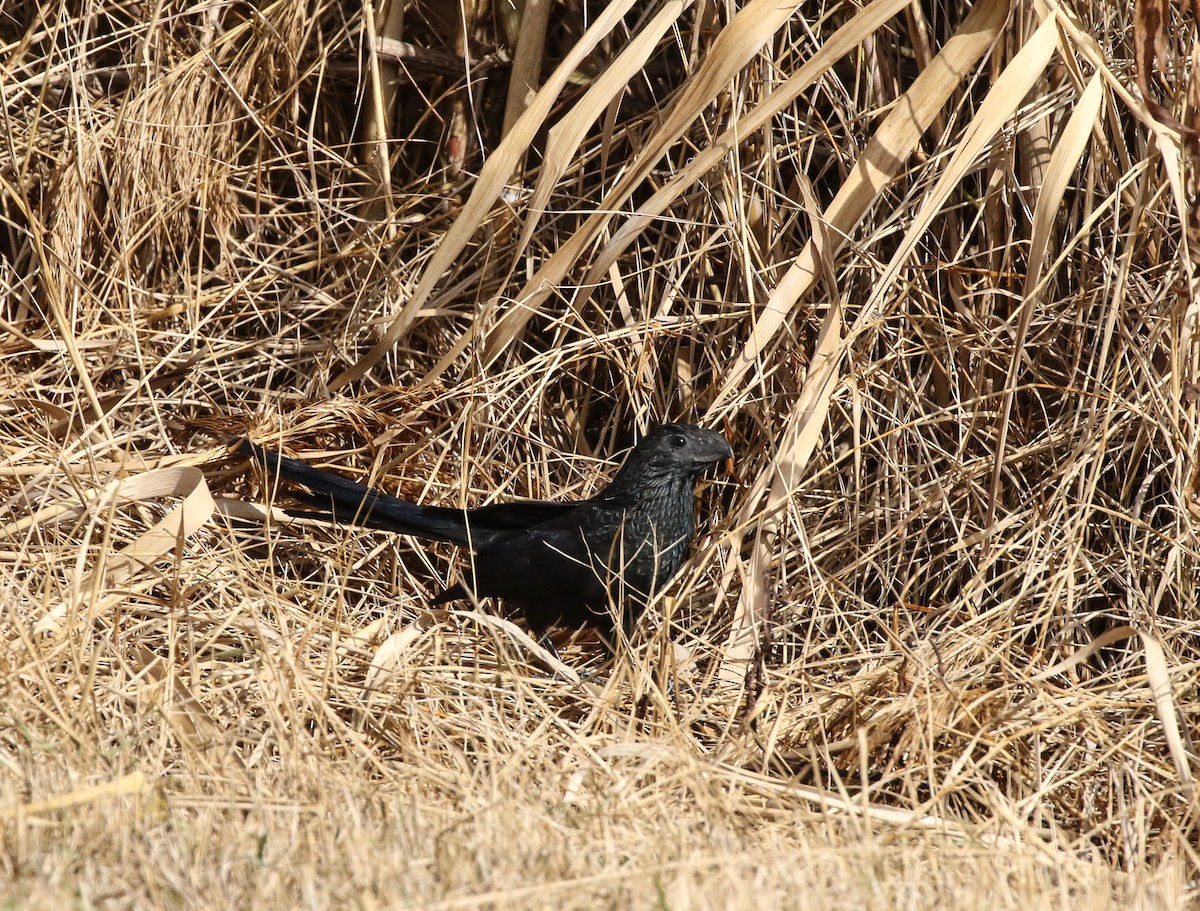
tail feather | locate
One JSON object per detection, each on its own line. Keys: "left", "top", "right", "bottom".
{"left": 237, "top": 439, "right": 475, "bottom": 546}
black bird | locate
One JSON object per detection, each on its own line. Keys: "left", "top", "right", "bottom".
{"left": 238, "top": 424, "right": 732, "bottom": 649}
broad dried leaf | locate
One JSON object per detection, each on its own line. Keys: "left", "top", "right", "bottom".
{"left": 1134, "top": 0, "right": 1177, "bottom": 128}
{"left": 331, "top": 0, "right": 643, "bottom": 390}
{"left": 710, "top": 0, "right": 1011, "bottom": 408}
{"left": 34, "top": 467, "right": 216, "bottom": 634}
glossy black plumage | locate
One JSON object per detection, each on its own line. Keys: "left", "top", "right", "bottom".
{"left": 238, "top": 425, "right": 732, "bottom": 642}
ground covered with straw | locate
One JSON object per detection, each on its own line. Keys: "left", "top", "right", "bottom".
{"left": 2, "top": 0, "right": 1198, "bottom": 907}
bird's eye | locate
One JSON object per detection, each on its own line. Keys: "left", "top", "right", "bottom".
{"left": 670, "top": 435, "right": 686, "bottom": 449}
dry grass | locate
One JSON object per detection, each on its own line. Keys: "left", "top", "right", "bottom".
{"left": 2, "top": 0, "right": 1199, "bottom": 906}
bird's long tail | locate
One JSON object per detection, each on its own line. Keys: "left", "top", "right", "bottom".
{"left": 237, "top": 439, "right": 474, "bottom": 546}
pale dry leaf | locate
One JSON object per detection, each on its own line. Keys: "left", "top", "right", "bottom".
{"left": 34, "top": 467, "right": 216, "bottom": 634}
{"left": 330, "top": 0, "right": 642, "bottom": 390}
{"left": 478, "top": 0, "right": 811, "bottom": 367}
{"left": 1138, "top": 630, "right": 1196, "bottom": 792}
{"left": 364, "top": 623, "right": 430, "bottom": 693}
{"left": 710, "top": 0, "right": 1012, "bottom": 409}
{"left": 513, "top": 0, "right": 693, "bottom": 263}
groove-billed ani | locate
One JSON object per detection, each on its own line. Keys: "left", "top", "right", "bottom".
{"left": 238, "top": 424, "right": 732, "bottom": 646}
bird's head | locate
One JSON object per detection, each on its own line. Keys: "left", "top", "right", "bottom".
{"left": 644, "top": 423, "right": 733, "bottom": 471}
{"left": 606, "top": 424, "right": 734, "bottom": 493}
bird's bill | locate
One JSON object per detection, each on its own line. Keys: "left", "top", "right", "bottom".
{"left": 697, "top": 434, "right": 735, "bottom": 466}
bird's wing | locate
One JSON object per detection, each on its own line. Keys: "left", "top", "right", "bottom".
{"left": 450, "top": 518, "right": 613, "bottom": 632}
{"left": 462, "top": 499, "right": 583, "bottom": 532}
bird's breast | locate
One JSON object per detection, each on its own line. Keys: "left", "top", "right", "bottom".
{"left": 587, "top": 478, "right": 694, "bottom": 595}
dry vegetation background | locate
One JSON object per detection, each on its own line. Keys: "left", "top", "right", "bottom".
{"left": 2, "top": 0, "right": 1200, "bottom": 907}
